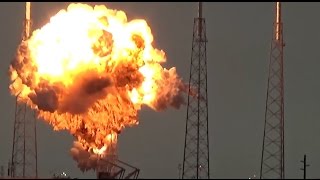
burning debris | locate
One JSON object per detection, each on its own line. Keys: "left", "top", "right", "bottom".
{"left": 9, "top": 3, "right": 186, "bottom": 171}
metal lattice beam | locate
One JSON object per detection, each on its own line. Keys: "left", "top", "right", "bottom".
{"left": 182, "top": 2, "right": 210, "bottom": 179}
{"left": 10, "top": 98, "right": 38, "bottom": 178}
{"left": 260, "top": 2, "right": 285, "bottom": 179}
{"left": 10, "top": 3, "right": 38, "bottom": 178}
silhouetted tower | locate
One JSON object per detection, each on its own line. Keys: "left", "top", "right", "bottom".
{"left": 182, "top": 2, "right": 209, "bottom": 179}
{"left": 260, "top": 2, "right": 285, "bottom": 179}
{"left": 300, "top": 154, "right": 310, "bottom": 179}
{"left": 10, "top": 2, "right": 38, "bottom": 178}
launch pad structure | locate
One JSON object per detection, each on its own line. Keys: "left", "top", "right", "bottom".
{"left": 96, "top": 157, "right": 140, "bottom": 179}
{"left": 95, "top": 140, "right": 140, "bottom": 179}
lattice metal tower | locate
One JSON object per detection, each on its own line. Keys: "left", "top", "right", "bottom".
{"left": 10, "top": 2, "right": 38, "bottom": 178}
{"left": 260, "top": 2, "right": 285, "bottom": 179}
{"left": 182, "top": 2, "right": 209, "bottom": 179}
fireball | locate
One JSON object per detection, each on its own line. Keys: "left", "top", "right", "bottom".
{"left": 9, "top": 3, "right": 185, "bottom": 170}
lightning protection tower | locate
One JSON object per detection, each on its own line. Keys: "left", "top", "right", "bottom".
{"left": 260, "top": 2, "right": 285, "bottom": 179}
{"left": 182, "top": 2, "right": 209, "bottom": 179}
{"left": 10, "top": 2, "right": 38, "bottom": 178}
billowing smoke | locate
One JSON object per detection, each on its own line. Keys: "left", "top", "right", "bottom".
{"left": 70, "top": 141, "right": 99, "bottom": 172}
{"left": 151, "top": 67, "right": 186, "bottom": 111}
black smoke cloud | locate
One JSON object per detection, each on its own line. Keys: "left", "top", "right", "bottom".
{"left": 29, "top": 84, "right": 59, "bottom": 113}
{"left": 59, "top": 71, "right": 112, "bottom": 114}
{"left": 27, "top": 70, "right": 112, "bottom": 115}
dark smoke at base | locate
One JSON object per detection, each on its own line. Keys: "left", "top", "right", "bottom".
{"left": 70, "top": 141, "right": 99, "bottom": 172}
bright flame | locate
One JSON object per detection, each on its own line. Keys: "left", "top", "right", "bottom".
{"left": 9, "top": 2, "right": 185, "bottom": 161}
{"left": 276, "top": 2, "right": 280, "bottom": 41}
{"left": 93, "top": 146, "right": 107, "bottom": 155}
{"left": 25, "top": 2, "right": 31, "bottom": 38}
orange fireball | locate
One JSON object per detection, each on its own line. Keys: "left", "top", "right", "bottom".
{"left": 9, "top": 3, "right": 185, "bottom": 158}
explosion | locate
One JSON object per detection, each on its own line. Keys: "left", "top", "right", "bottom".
{"left": 9, "top": 3, "right": 186, "bottom": 171}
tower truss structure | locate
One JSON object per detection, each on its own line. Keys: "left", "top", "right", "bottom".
{"left": 260, "top": 2, "right": 285, "bottom": 179}
{"left": 182, "top": 2, "right": 210, "bottom": 179}
{"left": 10, "top": 2, "right": 38, "bottom": 178}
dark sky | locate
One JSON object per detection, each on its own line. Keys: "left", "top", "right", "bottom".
{"left": 1, "top": 2, "right": 320, "bottom": 179}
